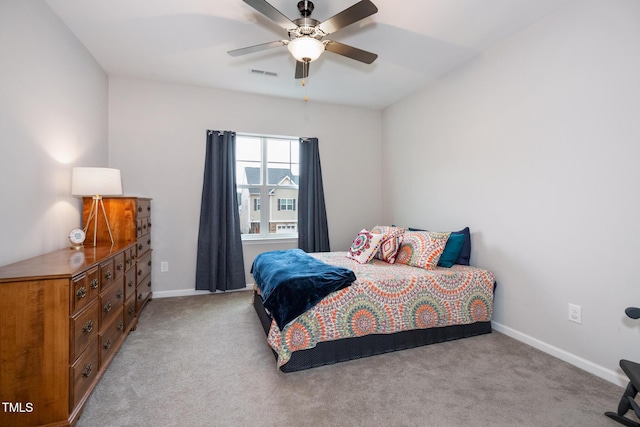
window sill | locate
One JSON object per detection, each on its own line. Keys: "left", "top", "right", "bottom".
{"left": 241, "top": 235, "right": 298, "bottom": 245}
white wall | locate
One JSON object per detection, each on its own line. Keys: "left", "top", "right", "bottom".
{"left": 108, "top": 77, "right": 382, "bottom": 295}
{"left": 382, "top": 0, "right": 640, "bottom": 384}
{"left": 0, "top": 0, "right": 108, "bottom": 266}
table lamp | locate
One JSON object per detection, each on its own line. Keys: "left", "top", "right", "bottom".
{"left": 71, "top": 167, "right": 123, "bottom": 246}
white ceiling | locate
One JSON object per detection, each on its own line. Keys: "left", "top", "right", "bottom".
{"left": 44, "top": 0, "right": 568, "bottom": 110}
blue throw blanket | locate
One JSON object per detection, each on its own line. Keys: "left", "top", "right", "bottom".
{"left": 252, "top": 249, "right": 356, "bottom": 329}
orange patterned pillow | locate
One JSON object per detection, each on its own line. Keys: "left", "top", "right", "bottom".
{"left": 395, "top": 231, "right": 450, "bottom": 270}
{"left": 371, "top": 225, "right": 407, "bottom": 264}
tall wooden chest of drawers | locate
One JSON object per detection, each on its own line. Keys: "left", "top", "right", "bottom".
{"left": 82, "top": 196, "right": 153, "bottom": 317}
{"left": 0, "top": 243, "right": 136, "bottom": 426}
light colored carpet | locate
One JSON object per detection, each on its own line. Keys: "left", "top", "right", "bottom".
{"left": 77, "top": 291, "right": 632, "bottom": 427}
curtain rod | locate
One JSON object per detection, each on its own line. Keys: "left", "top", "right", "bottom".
{"left": 207, "top": 130, "right": 315, "bottom": 142}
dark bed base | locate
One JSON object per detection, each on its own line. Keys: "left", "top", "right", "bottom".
{"left": 252, "top": 290, "right": 492, "bottom": 373}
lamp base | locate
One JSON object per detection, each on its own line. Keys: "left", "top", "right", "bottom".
{"left": 83, "top": 195, "right": 115, "bottom": 246}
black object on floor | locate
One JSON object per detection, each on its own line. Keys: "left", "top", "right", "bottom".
{"left": 605, "top": 306, "right": 640, "bottom": 427}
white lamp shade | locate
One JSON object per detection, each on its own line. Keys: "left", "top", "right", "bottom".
{"left": 72, "top": 167, "right": 123, "bottom": 196}
{"left": 287, "top": 37, "right": 325, "bottom": 62}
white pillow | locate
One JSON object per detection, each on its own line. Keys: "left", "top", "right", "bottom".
{"left": 346, "top": 229, "right": 384, "bottom": 264}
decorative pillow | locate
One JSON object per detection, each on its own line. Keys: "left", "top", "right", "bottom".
{"left": 454, "top": 227, "right": 471, "bottom": 266}
{"left": 371, "top": 225, "right": 407, "bottom": 264}
{"left": 395, "top": 231, "right": 450, "bottom": 270}
{"left": 436, "top": 233, "right": 466, "bottom": 268}
{"left": 346, "top": 229, "right": 384, "bottom": 264}
{"left": 409, "top": 226, "right": 471, "bottom": 266}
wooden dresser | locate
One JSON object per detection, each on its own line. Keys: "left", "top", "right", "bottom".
{"left": 0, "top": 243, "right": 136, "bottom": 426}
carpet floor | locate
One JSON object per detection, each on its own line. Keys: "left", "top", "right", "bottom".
{"left": 76, "top": 291, "right": 634, "bottom": 427}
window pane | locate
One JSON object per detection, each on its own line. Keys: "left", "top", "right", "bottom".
{"left": 236, "top": 136, "right": 262, "bottom": 185}
{"left": 267, "top": 139, "right": 299, "bottom": 186}
{"left": 269, "top": 192, "right": 298, "bottom": 235}
{"left": 237, "top": 187, "right": 261, "bottom": 235}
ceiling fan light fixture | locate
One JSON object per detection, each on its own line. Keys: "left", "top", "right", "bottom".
{"left": 287, "top": 37, "right": 324, "bottom": 62}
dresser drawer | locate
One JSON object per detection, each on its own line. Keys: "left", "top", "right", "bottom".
{"left": 99, "top": 281, "right": 124, "bottom": 328}
{"left": 70, "top": 339, "right": 99, "bottom": 410}
{"left": 137, "top": 273, "right": 152, "bottom": 312}
{"left": 71, "top": 266, "right": 99, "bottom": 315}
{"left": 70, "top": 300, "right": 99, "bottom": 361}
{"left": 113, "top": 251, "right": 126, "bottom": 281}
{"left": 99, "top": 307, "right": 124, "bottom": 367}
{"left": 137, "top": 234, "right": 151, "bottom": 256}
{"left": 137, "top": 217, "right": 150, "bottom": 237}
{"left": 124, "top": 266, "right": 136, "bottom": 300}
{"left": 124, "top": 293, "right": 137, "bottom": 329}
{"left": 100, "top": 258, "right": 115, "bottom": 291}
{"left": 137, "top": 250, "right": 152, "bottom": 281}
{"left": 125, "top": 244, "right": 137, "bottom": 270}
{"left": 136, "top": 199, "right": 151, "bottom": 218}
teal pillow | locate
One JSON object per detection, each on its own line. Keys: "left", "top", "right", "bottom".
{"left": 437, "top": 233, "right": 466, "bottom": 268}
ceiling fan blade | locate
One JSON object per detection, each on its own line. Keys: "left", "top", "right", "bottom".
{"left": 227, "top": 40, "right": 288, "bottom": 57}
{"left": 243, "top": 0, "right": 296, "bottom": 31}
{"left": 295, "top": 61, "right": 309, "bottom": 79}
{"left": 324, "top": 41, "right": 377, "bottom": 64}
{"left": 318, "top": 0, "right": 378, "bottom": 35}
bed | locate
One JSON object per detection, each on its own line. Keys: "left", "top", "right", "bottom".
{"left": 252, "top": 227, "right": 496, "bottom": 372}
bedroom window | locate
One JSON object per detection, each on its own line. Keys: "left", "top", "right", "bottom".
{"left": 236, "top": 134, "right": 299, "bottom": 239}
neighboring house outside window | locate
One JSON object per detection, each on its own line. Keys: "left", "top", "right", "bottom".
{"left": 236, "top": 135, "right": 299, "bottom": 238}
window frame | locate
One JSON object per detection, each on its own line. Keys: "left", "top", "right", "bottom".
{"left": 236, "top": 133, "right": 299, "bottom": 241}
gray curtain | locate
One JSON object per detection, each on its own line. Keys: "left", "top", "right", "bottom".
{"left": 298, "top": 137, "right": 330, "bottom": 252}
{"left": 195, "top": 130, "right": 245, "bottom": 291}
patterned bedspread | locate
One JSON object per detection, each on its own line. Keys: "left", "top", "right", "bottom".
{"left": 265, "top": 252, "right": 496, "bottom": 369}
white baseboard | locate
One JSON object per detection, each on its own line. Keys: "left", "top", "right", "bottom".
{"left": 492, "top": 321, "right": 627, "bottom": 387}
{"left": 152, "top": 285, "right": 252, "bottom": 299}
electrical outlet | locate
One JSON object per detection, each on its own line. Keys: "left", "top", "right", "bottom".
{"left": 568, "top": 303, "right": 582, "bottom": 324}
{"left": 160, "top": 261, "right": 169, "bottom": 272}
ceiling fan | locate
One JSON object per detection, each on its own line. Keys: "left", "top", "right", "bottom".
{"left": 228, "top": 0, "right": 378, "bottom": 79}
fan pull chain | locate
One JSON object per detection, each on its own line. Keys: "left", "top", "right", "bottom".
{"left": 301, "top": 79, "right": 309, "bottom": 102}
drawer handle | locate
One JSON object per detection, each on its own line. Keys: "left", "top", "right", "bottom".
{"left": 103, "top": 338, "right": 112, "bottom": 350}
{"left": 128, "top": 280, "right": 134, "bottom": 288}
{"left": 147, "top": 260, "right": 152, "bottom": 266}
{"left": 117, "top": 262, "right": 124, "bottom": 271}
{"left": 138, "top": 206, "right": 142, "bottom": 212}
{"left": 90, "top": 278, "right": 99, "bottom": 289}
{"left": 82, "top": 363, "right": 93, "bottom": 378}
{"left": 148, "top": 222, "right": 152, "bottom": 228}
{"left": 82, "top": 319, "right": 94, "bottom": 334}
{"left": 137, "top": 226, "right": 142, "bottom": 232}
{"left": 143, "top": 224, "right": 147, "bottom": 230}
{"left": 138, "top": 269, "right": 142, "bottom": 276}
{"left": 128, "top": 307, "right": 135, "bottom": 315}
{"left": 147, "top": 281, "right": 151, "bottom": 288}
{"left": 76, "top": 286, "right": 87, "bottom": 299}
{"left": 138, "top": 244, "right": 143, "bottom": 251}
{"left": 147, "top": 239, "right": 151, "bottom": 245}
{"left": 105, "top": 271, "right": 112, "bottom": 280}
{"left": 117, "top": 321, "right": 124, "bottom": 331}
{"left": 116, "top": 290, "right": 123, "bottom": 300}
{"left": 103, "top": 302, "right": 112, "bottom": 313}
{"left": 126, "top": 258, "right": 132, "bottom": 266}
{"left": 147, "top": 206, "right": 151, "bottom": 212}
{"left": 138, "top": 293, "right": 142, "bottom": 300}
